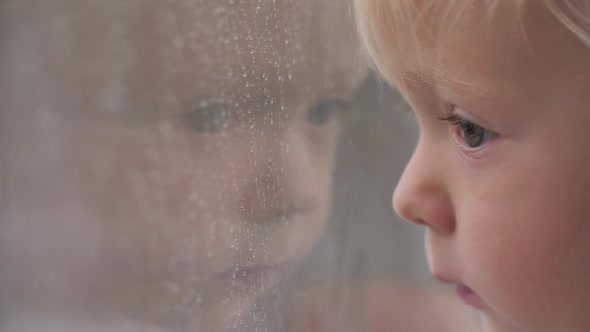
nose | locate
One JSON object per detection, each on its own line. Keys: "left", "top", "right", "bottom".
{"left": 239, "top": 125, "right": 322, "bottom": 225}
{"left": 392, "top": 138, "right": 455, "bottom": 235}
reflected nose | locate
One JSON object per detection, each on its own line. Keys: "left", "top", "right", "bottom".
{"left": 392, "top": 139, "right": 455, "bottom": 235}
{"left": 240, "top": 126, "right": 320, "bottom": 225}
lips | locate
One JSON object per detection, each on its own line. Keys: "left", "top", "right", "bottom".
{"left": 433, "top": 273, "right": 486, "bottom": 310}
{"left": 455, "top": 284, "right": 486, "bottom": 309}
{"left": 216, "top": 263, "right": 287, "bottom": 291}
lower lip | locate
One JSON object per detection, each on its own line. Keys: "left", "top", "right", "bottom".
{"left": 456, "top": 284, "right": 484, "bottom": 309}
{"left": 218, "top": 265, "right": 282, "bottom": 290}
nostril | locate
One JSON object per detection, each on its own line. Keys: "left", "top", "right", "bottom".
{"left": 240, "top": 201, "right": 307, "bottom": 226}
{"left": 410, "top": 218, "right": 428, "bottom": 226}
{"left": 392, "top": 192, "right": 416, "bottom": 224}
{"left": 392, "top": 176, "right": 455, "bottom": 233}
{"left": 260, "top": 207, "right": 296, "bottom": 225}
{"left": 395, "top": 201, "right": 455, "bottom": 234}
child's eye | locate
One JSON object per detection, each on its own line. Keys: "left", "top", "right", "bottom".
{"left": 439, "top": 114, "right": 498, "bottom": 148}
{"left": 182, "top": 102, "right": 231, "bottom": 134}
{"left": 307, "top": 98, "right": 350, "bottom": 126}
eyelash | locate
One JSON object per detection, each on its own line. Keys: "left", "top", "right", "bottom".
{"left": 182, "top": 103, "right": 232, "bottom": 134}
{"left": 307, "top": 98, "right": 351, "bottom": 126}
{"left": 438, "top": 113, "right": 498, "bottom": 149}
{"left": 439, "top": 114, "right": 476, "bottom": 130}
{"left": 182, "top": 97, "right": 350, "bottom": 135}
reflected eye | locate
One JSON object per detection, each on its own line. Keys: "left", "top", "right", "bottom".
{"left": 182, "top": 102, "right": 231, "bottom": 134}
{"left": 440, "top": 114, "right": 498, "bottom": 148}
{"left": 307, "top": 98, "right": 350, "bottom": 126}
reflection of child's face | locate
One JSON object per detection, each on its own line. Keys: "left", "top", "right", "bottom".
{"left": 0, "top": 0, "right": 360, "bottom": 330}
{"left": 385, "top": 3, "right": 590, "bottom": 332}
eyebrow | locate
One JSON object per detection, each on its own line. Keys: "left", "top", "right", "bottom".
{"left": 430, "top": 66, "right": 500, "bottom": 99}
{"left": 412, "top": 64, "right": 517, "bottom": 113}
{"left": 389, "top": 67, "right": 513, "bottom": 120}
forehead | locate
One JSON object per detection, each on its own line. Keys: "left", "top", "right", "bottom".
{"left": 0, "top": 0, "right": 361, "bottom": 114}
{"left": 377, "top": 1, "right": 590, "bottom": 100}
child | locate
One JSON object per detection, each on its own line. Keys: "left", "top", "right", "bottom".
{"left": 0, "top": 0, "right": 362, "bottom": 331}
{"left": 354, "top": 1, "right": 590, "bottom": 331}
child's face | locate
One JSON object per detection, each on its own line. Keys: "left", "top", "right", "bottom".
{"left": 0, "top": 0, "right": 360, "bottom": 330}
{"left": 389, "top": 2, "right": 590, "bottom": 332}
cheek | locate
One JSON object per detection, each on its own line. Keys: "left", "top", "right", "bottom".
{"left": 76, "top": 120, "right": 336, "bottom": 266}
{"left": 266, "top": 127, "right": 337, "bottom": 260}
{"left": 460, "top": 156, "right": 590, "bottom": 329}
{"left": 72, "top": 123, "right": 253, "bottom": 265}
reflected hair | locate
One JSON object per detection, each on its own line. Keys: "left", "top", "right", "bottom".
{"left": 353, "top": 0, "right": 590, "bottom": 83}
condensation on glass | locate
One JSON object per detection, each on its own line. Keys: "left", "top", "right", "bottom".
{"left": 0, "top": 0, "right": 469, "bottom": 331}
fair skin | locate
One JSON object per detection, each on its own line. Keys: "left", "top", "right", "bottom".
{"left": 383, "top": 2, "right": 590, "bottom": 332}
{"left": 284, "top": 281, "right": 480, "bottom": 332}
{"left": 0, "top": 0, "right": 360, "bottom": 331}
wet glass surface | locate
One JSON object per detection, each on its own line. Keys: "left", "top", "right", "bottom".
{"left": 0, "top": 1, "right": 476, "bottom": 331}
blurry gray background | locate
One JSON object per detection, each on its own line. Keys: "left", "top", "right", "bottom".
{"left": 304, "top": 72, "right": 431, "bottom": 284}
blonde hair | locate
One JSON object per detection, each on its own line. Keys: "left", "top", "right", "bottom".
{"left": 544, "top": 0, "right": 590, "bottom": 45}
{"left": 353, "top": 0, "right": 590, "bottom": 83}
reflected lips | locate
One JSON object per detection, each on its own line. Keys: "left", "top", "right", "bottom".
{"left": 217, "top": 264, "right": 282, "bottom": 289}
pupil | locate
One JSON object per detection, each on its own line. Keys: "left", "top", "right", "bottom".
{"left": 307, "top": 100, "right": 339, "bottom": 126}
{"left": 461, "top": 124, "right": 484, "bottom": 148}
{"left": 184, "top": 104, "right": 229, "bottom": 133}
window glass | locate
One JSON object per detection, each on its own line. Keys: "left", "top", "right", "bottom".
{"left": 0, "top": 1, "right": 475, "bottom": 331}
